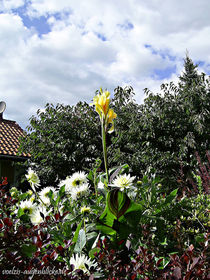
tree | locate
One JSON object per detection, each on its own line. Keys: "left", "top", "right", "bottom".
{"left": 108, "top": 56, "right": 209, "bottom": 189}
{"left": 133, "top": 56, "right": 209, "bottom": 187}
{"left": 19, "top": 102, "right": 102, "bottom": 186}
{"left": 109, "top": 86, "right": 142, "bottom": 175}
{"left": 19, "top": 56, "right": 209, "bottom": 190}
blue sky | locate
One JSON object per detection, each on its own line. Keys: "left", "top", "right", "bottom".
{"left": 0, "top": 0, "right": 210, "bottom": 128}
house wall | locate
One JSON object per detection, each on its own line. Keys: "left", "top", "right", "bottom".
{"left": 0, "top": 159, "right": 15, "bottom": 184}
{"left": 0, "top": 159, "right": 26, "bottom": 187}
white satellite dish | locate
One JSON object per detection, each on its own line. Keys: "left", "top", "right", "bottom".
{"left": 0, "top": 101, "right": 6, "bottom": 114}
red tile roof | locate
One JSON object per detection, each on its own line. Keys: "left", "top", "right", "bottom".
{"left": 0, "top": 118, "right": 30, "bottom": 158}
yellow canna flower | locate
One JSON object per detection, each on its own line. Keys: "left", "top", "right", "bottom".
{"left": 106, "top": 108, "right": 117, "bottom": 133}
{"left": 91, "top": 88, "right": 117, "bottom": 133}
{"left": 92, "top": 89, "right": 110, "bottom": 119}
{"left": 106, "top": 108, "right": 117, "bottom": 124}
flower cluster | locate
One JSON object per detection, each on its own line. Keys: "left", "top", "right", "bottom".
{"left": 22, "top": 169, "right": 56, "bottom": 225}
{"left": 59, "top": 171, "right": 89, "bottom": 200}
{"left": 19, "top": 194, "right": 52, "bottom": 225}
{"left": 23, "top": 169, "right": 92, "bottom": 225}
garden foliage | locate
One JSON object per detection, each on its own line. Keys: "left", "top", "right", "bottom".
{"left": 0, "top": 161, "right": 209, "bottom": 279}
{"left": 1, "top": 80, "right": 210, "bottom": 279}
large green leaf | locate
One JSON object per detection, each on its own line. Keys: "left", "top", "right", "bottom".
{"left": 108, "top": 188, "right": 131, "bottom": 218}
{"left": 70, "top": 218, "right": 84, "bottom": 255}
{"left": 97, "top": 189, "right": 142, "bottom": 239}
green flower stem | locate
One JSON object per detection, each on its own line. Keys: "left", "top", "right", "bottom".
{"left": 101, "top": 118, "right": 109, "bottom": 186}
{"left": 94, "top": 169, "right": 98, "bottom": 197}
{"left": 84, "top": 218, "right": 86, "bottom": 233}
{"left": 31, "top": 183, "right": 47, "bottom": 206}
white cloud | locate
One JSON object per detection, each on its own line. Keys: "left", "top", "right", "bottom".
{"left": 0, "top": 0, "right": 24, "bottom": 11}
{"left": 0, "top": 0, "right": 210, "bottom": 128}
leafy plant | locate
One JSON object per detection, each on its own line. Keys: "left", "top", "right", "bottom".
{"left": 97, "top": 188, "right": 142, "bottom": 241}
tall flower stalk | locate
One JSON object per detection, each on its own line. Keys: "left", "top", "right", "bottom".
{"left": 91, "top": 88, "right": 117, "bottom": 185}
{"left": 25, "top": 168, "right": 46, "bottom": 206}
{"left": 101, "top": 117, "right": 109, "bottom": 183}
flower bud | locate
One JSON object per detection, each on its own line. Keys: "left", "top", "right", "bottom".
{"left": 80, "top": 206, "right": 90, "bottom": 214}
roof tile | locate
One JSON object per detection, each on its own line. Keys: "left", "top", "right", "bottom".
{"left": 0, "top": 119, "right": 30, "bottom": 158}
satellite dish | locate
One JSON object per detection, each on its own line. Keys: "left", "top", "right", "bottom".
{"left": 0, "top": 101, "right": 6, "bottom": 114}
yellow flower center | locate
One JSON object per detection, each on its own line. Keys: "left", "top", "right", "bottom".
{"left": 72, "top": 179, "right": 82, "bottom": 187}
{"left": 119, "top": 177, "right": 129, "bottom": 187}
{"left": 23, "top": 207, "right": 33, "bottom": 215}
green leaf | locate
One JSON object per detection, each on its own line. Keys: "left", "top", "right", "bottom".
{"left": 156, "top": 256, "right": 170, "bottom": 269}
{"left": 70, "top": 219, "right": 84, "bottom": 255}
{"left": 55, "top": 185, "right": 65, "bottom": 206}
{"left": 160, "top": 238, "right": 168, "bottom": 246}
{"left": 74, "top": 229, "right": 86, "bottom": 253}
{"left": 50, "top": 230, "right": 66, "bottom": 244}
{"left": 62, "top": 221, "right": 72, "bottom": 238}
{"left": 19, "top": 214, "right": 31, "bottom": 223}
{"left": 107, "top": 189, "right": 131, "bottom": 219}
{"left": 19, "top": 193, "right": 29, "bottom": 201}
{"left": 87, "top": 170, "right": 94, "bottom": 181}
{"left": 97, "top": 189, "right": 142, "bottom": 239}
{"left": 89, "top": 247, "right": 100, "bottom": 259}
{"left": 17, "top": 207, "right": 24, "bottom": 218}
{"left": 86, "top": 231, "right": 98, "bottom": 241}
{"left": 58, "top": 185, "right": 65, "bottom": 197}
{"left": 97, "top": 210, "right": 116, "bottom": 236}
{"left": 165, "top": 188, "right": 178, "bottom": 204}
{"left": 195, "top": 234, "right": 205, "bottom": 243}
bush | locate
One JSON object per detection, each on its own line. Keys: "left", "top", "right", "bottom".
{"left": 0, "top": 159, "right": 209, "bottom": 279}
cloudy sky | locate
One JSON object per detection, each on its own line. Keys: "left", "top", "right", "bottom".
{"left": 0, "top": 0, "right": 210, "bottom": 129}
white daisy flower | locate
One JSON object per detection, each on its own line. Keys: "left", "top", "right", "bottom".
{"left": 25, "top": 168, "right": 40, "bottom": 191}
{"left": 59, "top": 172, "right": 88, "bottom": 194}
{"left": 38, "top": 186, "right": 56, "bottom": 205}
{"left": 19, "top": 200, "right": 36, "bottom": 215}
{"left": 112, "top": 174, "right": 136, "bottom": 191}
{"left": 69, "top": 172, "right": 88, "bottom": 187}
{"left": 70, "top": 254, "right": 96, "bottom": 275}
{"left": 30, "top": 208, "right": 44, "bottom": 225}
{"left": 59, "top": 176, "right": 73, "bottom": 193}
{"left": 30, "top": 204, "right": 51, "bottom": 225}
{"left": 71, "top": 184, "right": 89, "bottom": 200}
